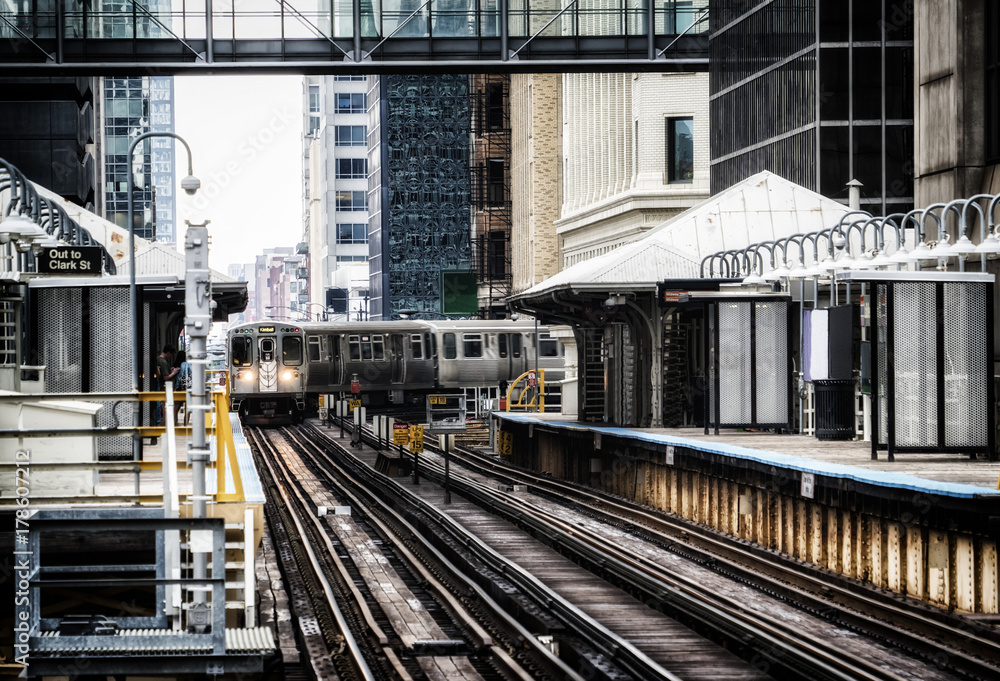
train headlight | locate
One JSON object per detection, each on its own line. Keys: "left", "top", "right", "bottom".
{"left": 238, "top": 370, "right": 254, "bottom": 381}
{"left": 281, "top": 370, "right": 299, "bottom": 381}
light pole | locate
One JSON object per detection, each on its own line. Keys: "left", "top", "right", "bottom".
{"left": 301, "top": 301, "right": 329, "bottom": 321}
{"left": 128, "top": 132, "right": 199, "bottom": 459}
{"left": 264, "top": 305, "right": 309, "bottom": 322}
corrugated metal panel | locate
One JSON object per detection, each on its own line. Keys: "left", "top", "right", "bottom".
{"left": 519, "top": 171, "right": 850, "bottom": 299}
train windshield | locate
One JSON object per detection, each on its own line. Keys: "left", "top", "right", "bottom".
{"left": 231, "top": 336, "right": 252, "bottom": 366}
{"left": 283, "top": 336, "right": 303, "bottom": 366}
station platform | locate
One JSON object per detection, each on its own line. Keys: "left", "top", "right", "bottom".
{"left": 492, "top": 411, "right": 1000, "bottom": 616}
{"left": 495, "top": 412, "right": 1000, "bottom": 495}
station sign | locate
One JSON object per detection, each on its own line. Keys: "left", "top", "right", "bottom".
{"left": 36, "top": 245, "right": 103, "bottom": 275}
{"left": 349, "top": 399, "right": 361, "bottom": 412}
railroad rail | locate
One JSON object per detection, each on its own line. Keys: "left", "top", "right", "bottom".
{"left": 445, "top": 439, "right": 1000, "bottom": 681}
{"left": 249, "top": 425, "right": 567, "bottom": 679}
{"left": 296, "top": 415, "right": 999, "bottom": 680}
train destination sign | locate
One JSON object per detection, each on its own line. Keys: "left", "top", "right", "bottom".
{"left": 37, "top": 246, "right": 102, "bottom": 275}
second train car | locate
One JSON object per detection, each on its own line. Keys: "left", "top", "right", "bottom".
{"left": 229, "top": 319, "right": 566, "bottom": 424}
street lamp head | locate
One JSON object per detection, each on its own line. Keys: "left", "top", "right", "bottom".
{"left": 180, "top": 174, "right": 201, "bottom": 196}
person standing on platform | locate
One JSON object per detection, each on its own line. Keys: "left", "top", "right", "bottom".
{"left": 152, "top": 345, "right": 178, "bottom": 444}
{"left": 173, "top": 350, "right": 191, "bottom": 426}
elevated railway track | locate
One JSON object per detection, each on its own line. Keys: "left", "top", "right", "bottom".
{"left": 246, "top": 416, "right": 1000, "bottom": 679}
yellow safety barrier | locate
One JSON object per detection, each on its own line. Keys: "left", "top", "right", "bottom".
{"left": 137, "top": 388, "right": 244, "bottom": 503}
{"left": 505, "top": 369, "right": 545, "bottom": 413}
{"left": 213, "top": 389, "right": 244, "bottom": 503}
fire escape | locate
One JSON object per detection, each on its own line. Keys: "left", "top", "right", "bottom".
{"left": 469, "top": 75, "right": 513, "bottom": 319}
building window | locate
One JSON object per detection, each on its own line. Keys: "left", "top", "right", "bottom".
{"left": 667, "top": 117, "right": 694, "bottom": 183}
{"left": 335, "top": 158, "right": 367, "bottom": 178}
{"left": 336, "top": 255, "right": 368, "bottom": 263}
{"left": 485, "top": 82, "right": 504, "bottom": 130}
{"left": 487, "top": 230, "right": 506, "bottom": 278}
{"left": 988, "top": 3, "right": 1000, "bottom": 163}
{"left": 487, "top": 159, "right": 505, "bottom": 205}
{"left": 334, "top": 75, "right": 367, "bottom": 81}
{"left": 335, "top": 125, "right": 367, "bottom": 146}
{"left": 336, "top": 92, "right": 366, "bottom": 113}
{"left": 336, "top": 190, "right": 367, "bottom": 211}
{"left": 336, "top": 223, "right": 368, "bottom": 244}
{"left": 308, "top": 84, "right": 321, "bottom": 135}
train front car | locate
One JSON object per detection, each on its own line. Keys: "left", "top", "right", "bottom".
{"left": 228, "top": 322, "right": 307, "bottom": 425}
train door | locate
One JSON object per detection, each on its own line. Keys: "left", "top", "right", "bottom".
{"left": 307, "top": 334, "right": 329, "bottom": 387}
{"left": 258, "top": 335, "right": 278, "bottom": 392}
{"left": 329, "top": 334, "right": 343, "bottom": 385}
{"left": 390, "top": 334, "right": 404, "bottom": 384}
{"left": 511, "top": 333, "right": 524, "bottom": 376}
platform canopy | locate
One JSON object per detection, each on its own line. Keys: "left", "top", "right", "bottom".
{"left": 512, "top": 171, "right": 853, "bottom": 310}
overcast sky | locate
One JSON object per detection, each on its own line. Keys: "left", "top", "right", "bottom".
{"left": 173, "top": 75, "right": 303, "bottom": 272}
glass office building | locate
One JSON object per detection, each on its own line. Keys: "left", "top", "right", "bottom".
{"left": 368, "top": 74, "right": 473, "bottom": 320}
{"left": 709, "top": 0, "right": 914, "bottom": 215}
{"left": 102, "top": 76, "right": 177, "bottom": 243}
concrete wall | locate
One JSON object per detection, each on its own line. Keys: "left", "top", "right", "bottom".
{"left": 914, "top": 0, "right": 998, "bottom": 204}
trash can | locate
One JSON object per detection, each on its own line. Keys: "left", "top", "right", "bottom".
{"left": 813, "top": 379, "right": 856, "bottom": 440}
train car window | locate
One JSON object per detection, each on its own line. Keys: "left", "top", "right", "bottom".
{"left": 231, "top": 337, "right": 252, "bottom": 366}
{"left": 443, "top": 333, "right": 457, "bottom": 359}
{"left": 463, "top": 333, "right": 483, "bottom": 358}
{"left": 411, "top": 334, "right": 423, "bottom": 359}
{"left": 307, "top": 335, "right": 321, "bottom": 362}
{"left": 540, "top": 339, "right": 559, "bottom": 357}
{"left": 329, "top": 335, "right": 341, "bottom": 360}
{"left": 349, "top": 335, "right": 361, "bottom": 360}
{"left": 372, "top": 335, "right": 385, "bottom": 360}
{"left": 361, "top": 335, "right": 373, "bottom": 360}
{"left": 498, "top": 334, "right": 508, "bottom": 358}
{"left": 283, "top": 336, "right": 303, "bottom": 366}
{"left": 512, "top": 334, "right": 522, "bottom": 358}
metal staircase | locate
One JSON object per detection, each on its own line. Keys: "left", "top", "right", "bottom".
{"left": 581, "top": 328, "right": 606, "bottom": 421}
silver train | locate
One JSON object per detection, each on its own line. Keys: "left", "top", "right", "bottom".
{"left": 228, "top": 319, "right": 567, "bottom": 424}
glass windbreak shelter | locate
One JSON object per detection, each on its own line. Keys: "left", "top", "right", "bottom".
{"left": 838, "top": 271, "right": 996, "bottom": 461}
{"left": 658, "top": 283, "right": 792, "bottom": 435}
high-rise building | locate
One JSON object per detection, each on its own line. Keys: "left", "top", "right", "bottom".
{"left": 254, "top": 247, "right": 304, "bottom": 322}
{"left": 100, "top": 76, "right": 177, "bottom": 243}
{"left": 367, "top": 74, "right": 474, "bottom": 320}
{"left": 510, "top": 73, "right": 563, "bottom": 295}
{"left": 914, "top": 0, "right": 1000, "bottom": 205}
{"left": 0, "top": 77, "right": 98, "bottom": 209}
{"left": 557, "top": 72, "right": 711, "bottom": 268}
{"left": 709, "top": 1, "right": 914, "bottom": 216}
{"left": 470, "top": 74, "right": 513, "bottom": 319}
{"left": 302, "top": 75, "right": 372, "bottom": 321}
